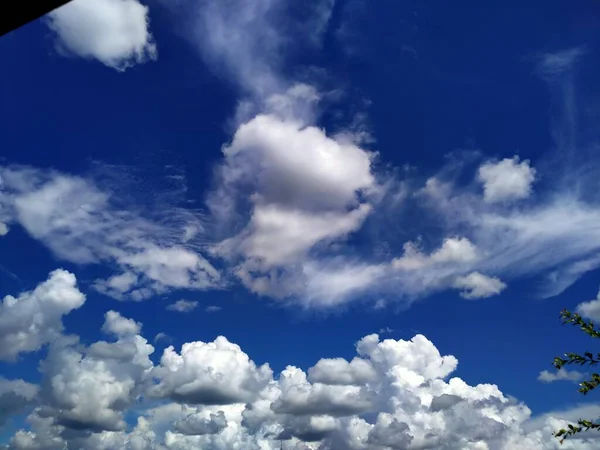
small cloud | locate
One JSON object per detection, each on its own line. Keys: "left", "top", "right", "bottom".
{"left": 167, "top": 300, "right": 199, "bottom": 313}
{"left": 47, "top": 0, "right": 157, "bottom": 71}
{"left": 373, "top": 299, "right": 387, "bottom": 310}
{"left": 477, "top": 156, "right": 536, "bottom": 203}
{"left": 154, "top": 332, "right": 171, "bottom": 343}
{"left": 538, "top": 368, "right": 585, "bottom": 384}
{"left": 453, "top": 272, "right": 507, "bottom": 299}
{"left": 205, "top": 305, "right": 222, "bottom": 313}
{"left": 575, "top": 287, "right": 600, "bottom": 322}
{"left": 379, "top": 327, "right": 394, "bottom": 334}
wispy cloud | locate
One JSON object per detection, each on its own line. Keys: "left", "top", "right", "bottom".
{"left": 538, "top": 368, "right": 585, "bottom": 384}
{"left": 0, "top": 165, "right": 220, "bottom": 300}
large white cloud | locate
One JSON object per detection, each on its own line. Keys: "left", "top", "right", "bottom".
{"left": 4, "top": 312, "right": 599, "bottom": 449}
{"left": 47, "top": 0, "right": 157, "bottom": 71}
{"left": 210, "top": 106, "right": 379, "bottom": 304}
{"left": 0, "top": 269, "right": 85, "bottom": 361}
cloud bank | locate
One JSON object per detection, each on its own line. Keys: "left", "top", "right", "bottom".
{"left": 0, "top": 276, "right": 596, "bottom": 450}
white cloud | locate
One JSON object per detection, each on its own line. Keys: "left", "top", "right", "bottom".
{"left": 221, "top": 203, "right": 371, "bottom": 267}
{"left": 211, "top": 110, "right": 378, "bottom": 303}
{"left": 5, "top": 316, "right": 600, "bottom": 449}
{"left": 477, "top": 156, "right": 536, "bottom": 203}
{"left": 0, "top": 166, "right": 220, "bottom": 301}
{"left": 308, "top": 357, "right": 377, "bottom": 386}
{"left": 47, "top": 0, "right": 157, "bottom": 71}
{"left": 205, "top": 306, "right": 222, "bottom": 313}
{"left": 538, "top": 368, "right": 585, "bottom": 384}
{"left": 0, "top": 269, "right": 85, "bottom": 361}
{"left": 167, "top": 300, "right": 199, "bottom": 313}
{"left": 38, "top": 318, "right": 155, "bottom": 433}
{"left": 393, "top": 237, "right": 478, "bottom": 271}
{"left": 102, "top": 310, "right": 142, "bottom": 337}
{"left": 576, "top": 288, "right": 600, "bottom": 321}
{"left": 453, "top": 272, "right": 507, "bottom": 299}
{"left": 221, "top": 114, "right": 375, "bottom": 211}
{"left": 149, "top": 336, "right": 273, "bottom": 405}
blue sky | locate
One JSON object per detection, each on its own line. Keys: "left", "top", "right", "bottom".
{"left": 1, "top": 0, "right": 600, "bottom": 448}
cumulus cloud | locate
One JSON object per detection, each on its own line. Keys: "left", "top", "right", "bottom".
{"left": 47, "top": 0, "right": 157, "bottom": 71}
{"left": 210, "top": 108, "right": 379, "bottom": 304}
{"left": 0, "top": 166, "right": 220, "bottom": 301}
{"left": 453, "top": 272, "right": 507, "bottom": 299}
{"left": 37, "top": 315, "right": 155, "bottom": 433}
{"left": 538, "top": 368, "right": 585, "bottom": 384}
{"left": 102, "top": 310, "right": 142, "bottom": 337}
{"left": 392, "top": 237, "right": 478, "bottom": 271}
{"left": 149, "top": 336, "right": 273, "bottom": 405}
{"left": 167, "top": 300, "right": 199, "bottom": 313}
{"left": 0, "top": 269, "right": 85, "bottom": 361}
{"left": 477, "top": 156, "right": 536, "bottom": 203}
{"left": 4, "top": 315, "right": 600, "bottom": 449}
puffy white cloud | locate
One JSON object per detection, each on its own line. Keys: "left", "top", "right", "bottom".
{"left": 477, "top": 156, "right": 536, "bottom": 203}
{"left": 0, "top": 269, "right": 85, "bottom": 361}
{"left": 167, "top": 300, "right": 199, "bottom": 313}
{"left": 538, "top": 368, "right": 585, "bottom": 384}
{"left": 576, "top": 288, "right": 600, "bottom": 321}
{"left": 4, "top": 320, "right": 600, "bottom": 449}
{"left": 102, "top": 310, "right": 142, "bottom": 337}
{"left": 149, "top": 336, "right": 273, "bottom": 405}
{"left": 222, "top": 114, "right": 375, "bottom": 211}
{"left": 0, "top": 166, "right": 220, "bottom": 301}
{"left": 211, "top": 110, "right": 378, "bottom": 303}
{"left": 308, "top": 357, "right": 377, "bottom": 386}
{"left": 453, "top": 272, "right": 507, "bottom": 299}
{"left": 38, "top": 320, "right": 155, "bottom": 433}
{"left": 47, "top": 0, "right": 157, "bottom": 71}
{"left": 272, "top": 367, "right": 373, "bottom": 417}
{"left": 393, "top": 237, "right": 478, "bottom": 271}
